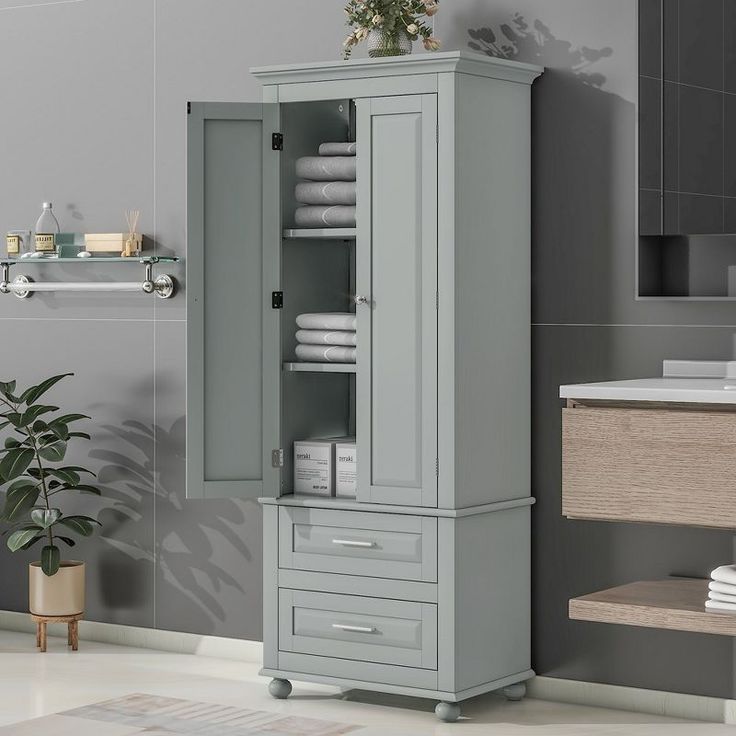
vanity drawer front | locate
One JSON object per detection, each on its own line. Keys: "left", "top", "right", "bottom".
{"left": 278, "top": 589, "right": 437, "bottom": 669}
{"left": 562, "top": 407, "right": 736, "bottom": 528}
{"left": 278, "top": 507, "right": 437, "bottom": 582}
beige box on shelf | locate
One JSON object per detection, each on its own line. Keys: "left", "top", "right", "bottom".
{"left": 84, "top": 233, "right": 143, "bottom": 254}
{"left": 294, "top": 439, "right": 335, "bottom": 496}
{"left": 335, "top": 439, "right": 357, "bottom": 498}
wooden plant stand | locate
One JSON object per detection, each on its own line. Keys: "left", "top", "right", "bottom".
{"left": 32, "top": 613, "right": 82, "bottom": 652}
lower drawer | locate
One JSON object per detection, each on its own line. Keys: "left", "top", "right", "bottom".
{"left": 279, "top": 589, "right": 437, "bottom": 669}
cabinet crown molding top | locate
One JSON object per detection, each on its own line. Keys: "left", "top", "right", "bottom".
{"left": 560, "top": 360, "right": 736, "bottom": 404}
{"left": 251, "top": 51, "right": 543, "bottom": 87}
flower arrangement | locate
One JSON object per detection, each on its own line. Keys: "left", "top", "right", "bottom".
{"left": 343, "top": 0, "right": 440, "bottom": 59}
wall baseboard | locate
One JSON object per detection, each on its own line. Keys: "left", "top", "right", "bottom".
{"left": 0, "top": 610, "right": 733, "bottom": 723}
{"left": 528, "top": 675, "right": 736, "bottom": 724}
{"left": 0, "top": 610, "right": 263, "bottom": 663}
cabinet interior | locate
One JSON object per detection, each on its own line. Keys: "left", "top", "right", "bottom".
{"left": 279, "top": 99, "right": 357, "bottom": 493}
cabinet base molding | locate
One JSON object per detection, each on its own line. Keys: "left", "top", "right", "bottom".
{"left": 259, "top": 666, "right": 534, "bottom": 704}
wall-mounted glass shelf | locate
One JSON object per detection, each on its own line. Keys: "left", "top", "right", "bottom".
{"left": 283, "top": 228, "right": 356, "bottom": 240}
{"left": 0, "top": 255, "right": 179, "bottom": 266}
{"left": 283, "top": 362, "right": 357, "bottom": 373}
{"left": 0, "top": 256, "right": 179, "bottom": 299}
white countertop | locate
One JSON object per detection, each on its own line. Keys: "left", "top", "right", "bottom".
{"left": 559, "top": 361, "right": 736, "bottom": 404}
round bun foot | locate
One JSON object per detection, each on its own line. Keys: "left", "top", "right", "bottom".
{"left": 268, "top": 678, "right": 292, "bottom": 699}
{"left": 435, "top": 701, "right": 461, "bottom": 722}
{"left": 502, "top": 682, "right": 527, "bottom": 702}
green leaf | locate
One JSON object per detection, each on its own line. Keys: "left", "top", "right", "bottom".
{"left": 67, "top": 432, "right": 91, "bottom": 441}
{"left": 56, "top": 536, "right": 76, "bottom": 548}
{"left": 38, "top": 440, "right": 67, "bottom": 462}
{"left": 0, "top": 380, "right": 17, "bottom": 399}
{"left": 18, "top": 405, "right": 58, "bottom": 427}
{"left": 32, "top": 420, "right": 48, "bottom": 434}
{"left": 0, "top": 421, "right": 10, "bottom": 431}
{"left": 0, "top": 447, "right": 34, "bottom": 481}
{"left": 41, "top": 545, "right": 61, "bottom": 576}
{"left": 49, "top": 423, "right": 69, "bottom": 440}
{"left": 4, "top": 437, "right": 20, "bottom": 450}
{"left": 30, "top": 508, "right": 61, "bottom": 529}
{"left": 7, "top": 528, "right": 42, "bottom": 552}
{"left": 19, "top": 535, "right": 44, "bottom": 551}
{"left": 47, "top": 468, "right": 79, "bottom": 486}
{"left": 57, "top": 515, "right": 100, "bottom": 537}
{"left": 20, "top": 374, "right": 73, "bottom": 407}
{"left": 50, "top": 414, "right": 90, "bottom": 427}
{"left": 70, "top": 484, "right": 101, "bottom": 496}
{"left": 1, "top": 485, "right": 40, "bottom": 521}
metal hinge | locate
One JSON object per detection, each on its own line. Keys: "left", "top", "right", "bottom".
{"left": 187, "top": 101, "right": 191, "bottom": 114}
{"left": 436, "top": 126, "right": 439, "bottom": 144}
{"left": 272, "top": 291, "right": 283, "bottom": 309}
{"left": 272, "top": 132, "right": 283, "bottom": 151}
{"left": 435, "top": 458, "right": 440, "bottom": 476}
{"left": 436, "top": 291, "right": 439, "bottom": 310}
{"left": 272, "top": 449, "right": 284, "bottom": 468}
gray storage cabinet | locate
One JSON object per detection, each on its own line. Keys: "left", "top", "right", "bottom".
{"left": 186, "top": 52, "right": 542, "bottom": 722}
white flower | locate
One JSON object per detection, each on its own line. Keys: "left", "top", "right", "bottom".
{"left": 423, "top": 36, "right": 441, "bottom": 50}
{"left": 372, "top": 14, "right": 383, "bottom": 25}
{"left": 424, "top": 2, "right": 439, "bottom": 16}
{"left": 406, "top": 23, "right": 418, "bottom": 35}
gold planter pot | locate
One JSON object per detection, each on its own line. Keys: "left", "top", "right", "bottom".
{"left": 29, "top": 561, "right": 85, "bottom": 616}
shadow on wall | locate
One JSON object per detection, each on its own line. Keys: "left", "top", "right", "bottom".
{"left": 468, "top": 15, "right": 635, "bottom": 327}
{"left": 91, "top": 417, "right": 251, "bottom": 634}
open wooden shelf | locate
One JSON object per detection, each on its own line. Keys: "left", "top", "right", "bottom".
{"left": 569, "top": 579, "right": 736, "bottom": 636}
{"left": 283, "top": 228, "right": 356, "bottom": 240}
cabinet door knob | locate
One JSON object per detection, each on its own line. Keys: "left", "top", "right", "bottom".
{"left": 354, "top": 295, "right": 369, "bottom": 305}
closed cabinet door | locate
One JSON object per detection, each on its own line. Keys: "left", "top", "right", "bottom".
{"left": 186, "top": 102, "right": 281, "bottom": 499}
{"left": 356, "top": 95, "right": 438, "bottom": 508}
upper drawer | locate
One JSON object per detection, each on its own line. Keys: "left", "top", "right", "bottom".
{"left": 279, "top": 589, "right": 437, "bottom": 669}
{"left": 278, "top": 507, "right": 437, "bottom": 582}
{"left": 562, "top": 406, "right": 736, "bottom": 529}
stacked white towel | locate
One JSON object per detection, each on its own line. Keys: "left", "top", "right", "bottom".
{"left": 295, "top": 313, "right": 357, "bottom": 363}
{"left": 294, "top": 142, "right": 356, "bottom": 228}
{"left": 705, "top": 565, "right": 736, "bottom": 612}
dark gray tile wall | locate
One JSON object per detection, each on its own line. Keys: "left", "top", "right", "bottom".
{"left": 0, "top": 0, "right": 734, "bottom": 699}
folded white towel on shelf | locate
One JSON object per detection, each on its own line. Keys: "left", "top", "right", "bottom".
{"left": 295, "top": 344, "right": 356, "bottom": 363}
{"left": 296, "top": 313, "right": 357, "bottom": 331}
{"left": 708, "top": 591, "right": 736, "bottom": 605}
{"left": 705, "top": 599, "right": 736, "bottom": 613}
{"left": 296, "top": 329, "right": 357, "bottom": 346}
{"left": 319, "top": 142, "right": 357, "bottom": 157}
{"left": 296, "top": 156, "right": 357, "bottom": 182}
{"left": 709, "top": 580, "right": 736, "bottom": 596}
{"left": 710, "top": 565, "right": 736, "bottom": 586}
{"left": 294, "top": 205, "right": 356, "bottom": 228}
{"left": 295, "top": 181, "right": 357, "bottom": 206}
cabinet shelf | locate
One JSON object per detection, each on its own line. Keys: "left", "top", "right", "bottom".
{"left": 283, "top": 362, "right": 356, "bottom": 374}
{"left": 1, "top": 255, "right": 179, "bottom": 266}
{"left": 569, "top": 579, "right": 736, "bottom": 636}
{"left": 283, "top": 228, "right": 356, "bottom": 240}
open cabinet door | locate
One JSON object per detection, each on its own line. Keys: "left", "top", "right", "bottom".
{"left": 187, "top": 102, "right": 281, "bottom": 500}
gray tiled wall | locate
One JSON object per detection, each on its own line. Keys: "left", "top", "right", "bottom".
{"left": 0, "top": 0, "right": 734, "bottom": 698}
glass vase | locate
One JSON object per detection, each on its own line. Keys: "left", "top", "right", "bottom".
{"left": 367, "top": 28, "right": 413, "bottom": 58}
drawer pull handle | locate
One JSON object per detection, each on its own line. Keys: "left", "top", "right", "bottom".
{"left": 332, "top": 623, "right": 376, "bottom": 634}
{"left": 332, "top": 539, "right": 376, "bottom": 548}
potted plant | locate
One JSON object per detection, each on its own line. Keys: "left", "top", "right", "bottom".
{"left": 343, "top": 0, "right": 441, "bottom": 59}
{"left": 0, "top": 374, "right": 100, "bottom": 616}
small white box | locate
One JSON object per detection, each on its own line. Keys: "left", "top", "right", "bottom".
{"left": 335, "top": 440, "right": 357, "bottom": 498}
{"left": 294, "top": 440, "right": 335, "bottom": 496}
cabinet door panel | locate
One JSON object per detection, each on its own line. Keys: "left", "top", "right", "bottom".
{"left": 356, "top": 95, "right": 438, "bottom": 507}
{"left": 187, "top": 102, "right": 280, "bottom": 499}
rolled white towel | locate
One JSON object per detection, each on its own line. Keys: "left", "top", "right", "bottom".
{"left": 709, "top": 580, "right": 736, "bottom": 596}
{"left": 296, "top": 156, "right": 356, "bottom": 182}
{"left": 294, "top": 205, "right": 356, "bottom": 228}
{"left": 705, "top": 599, "right": 736, "bottom": 613}
{"left": 297, "top": 313, "right": 357, "bottom": 331}
{"left": 296, "top": 329, "right": 357, "bottom": 346}
{"left": 295, "top": 181, "right": 356, "bottom": 206}
{"left": 319, "top": 142, "right": 356, "bottom": 156}
{"left": 710, "top": 565, "right": 736, "bottom": 586}
{"left": 709, "top": 591, "right": 736, "bottom": 605}
{"left": 296, "top": 344, "right": 356, "bottom": 363}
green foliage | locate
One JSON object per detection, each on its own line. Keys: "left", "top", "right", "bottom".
{"left": 0, "top": 374, "right": 101, "bottom": 576}
{"left": 342, "top": 0, "right": 440, "bottom": 58}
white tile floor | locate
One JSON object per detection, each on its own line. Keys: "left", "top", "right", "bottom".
{"left": 0, "top": 630, "right": 730, "bottom": 735}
